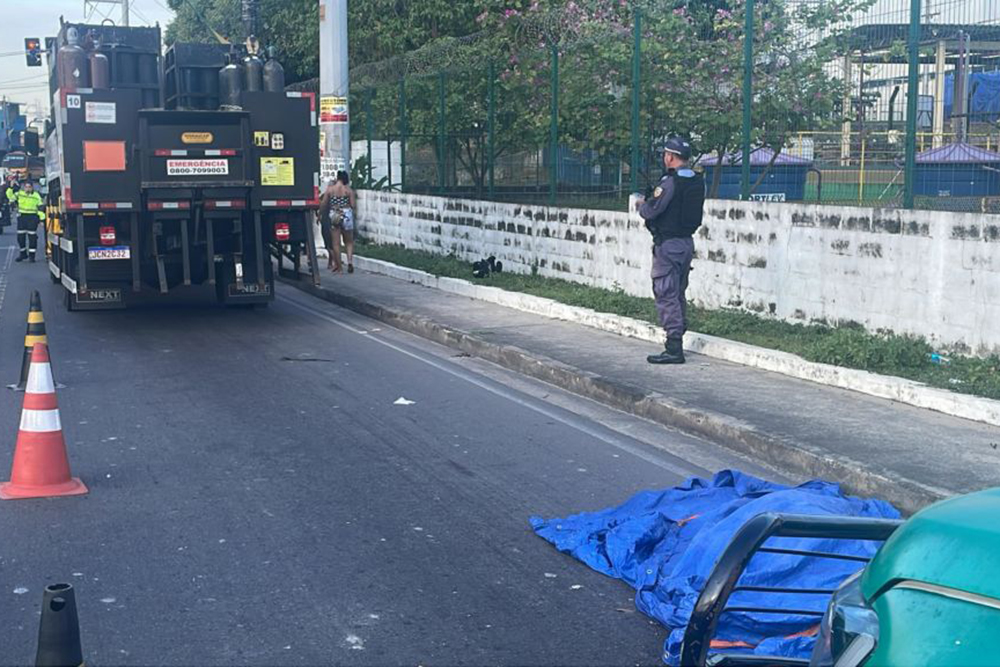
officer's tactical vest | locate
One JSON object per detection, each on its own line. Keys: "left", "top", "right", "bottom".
{"left": 651, "top": 170, "right": 705, "bottom": 241}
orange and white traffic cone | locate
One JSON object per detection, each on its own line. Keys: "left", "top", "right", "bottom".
{"left": 0, "top": 343, "right": 87, "bottom": 500}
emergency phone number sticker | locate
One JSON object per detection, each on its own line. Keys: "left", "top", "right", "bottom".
{"left": 166, "top": 159, "right": 230, "bottom": 176}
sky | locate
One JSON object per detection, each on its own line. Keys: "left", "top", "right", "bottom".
{"left": 0, "top": 0, "right": 175, "bottom": 119}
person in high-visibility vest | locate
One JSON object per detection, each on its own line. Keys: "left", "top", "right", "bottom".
{"left": 5, "top": 180, "right": 44, "bottom": 262}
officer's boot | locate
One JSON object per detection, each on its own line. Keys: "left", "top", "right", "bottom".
{"left": 647, "top": 337, "right": 685, "bottom": 365}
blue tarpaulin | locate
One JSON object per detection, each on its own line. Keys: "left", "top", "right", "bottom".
{"left": 945, "top": 71, "right": 1000, "bottom": 123}
{"left": 530, "top": 470, "right": 899, "bottom": 665}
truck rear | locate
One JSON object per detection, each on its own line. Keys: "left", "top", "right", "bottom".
{"left": 45, "top": 21, "right": 320, "bottom": 310}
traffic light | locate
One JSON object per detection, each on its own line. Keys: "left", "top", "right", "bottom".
{"left": 24, "top": 129, "right": 39, "bottom": 156}
{"left": 24, "top": 38, "right": 41, "bottom": 67}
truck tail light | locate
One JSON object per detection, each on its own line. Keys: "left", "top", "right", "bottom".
{"left": 99, "top": 226, "right": 117, "bottom": 246}
{"left": 274, "top": 222, "right": 290, "bottom": 241}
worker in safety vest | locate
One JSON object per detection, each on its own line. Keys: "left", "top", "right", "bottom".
{"left": 5, "top": 180, "right": 44, "bottom": 262}
{"left": 0, "top": 176, "right": 18, "bottom": 231}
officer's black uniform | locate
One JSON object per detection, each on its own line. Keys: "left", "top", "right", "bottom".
{"left": 638, "top": 137, "right": 705, "bottom": 364}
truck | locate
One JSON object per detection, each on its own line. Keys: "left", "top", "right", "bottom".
{"left": 2, "top": 151, "right": 44, "bottom": 183}
{"left": 44, "top": 18, "right": 320, "bottom": 310}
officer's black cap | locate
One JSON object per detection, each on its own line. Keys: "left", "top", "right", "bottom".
{"left": 664, "top": 136, "right": 692, "bottom": 160}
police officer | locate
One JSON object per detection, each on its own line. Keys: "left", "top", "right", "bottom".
{"left": 5, "top": 180, "right": 44, "bottom": 262}
{"left": 635, "top": 136, "right": 705, "bottom": 364}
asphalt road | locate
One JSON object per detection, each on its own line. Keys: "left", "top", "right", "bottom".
{"left": 0, "top": 244, "right": 780, "bottom": 666}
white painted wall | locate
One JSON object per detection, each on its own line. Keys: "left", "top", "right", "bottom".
{"left": 355, "top": 191, "right": 1000, "bottom": 355}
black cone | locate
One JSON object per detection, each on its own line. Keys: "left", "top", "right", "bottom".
{"left": 35, "top": 583, "right": 84, "bottom": 667}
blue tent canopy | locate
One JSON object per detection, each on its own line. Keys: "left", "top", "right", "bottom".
{"left": 531, "top": 470, "right": 899, "bottom": 665}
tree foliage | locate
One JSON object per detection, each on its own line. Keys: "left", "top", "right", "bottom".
{"left": 165, "top": 0, "right": 317, "bottom": 84}
{"left": 165, "top": 0, "right": 873, "bottom": 196}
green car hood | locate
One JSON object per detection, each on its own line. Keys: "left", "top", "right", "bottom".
{"left": 862, "top": 487, "right": 1000, "bottom": 601}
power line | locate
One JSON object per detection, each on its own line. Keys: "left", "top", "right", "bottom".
{"left": 0, "top": 74, "right": 47, "bottom": 86}
{"left": 130, "top": 1, "right": 154, "bottom": 25}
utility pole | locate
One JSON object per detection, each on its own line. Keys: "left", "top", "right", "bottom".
{"left": 83, "top": 0, "right": 129, "bottom": 26}
{"left": 319, "top": 0, "right": 350, "bottom": 181}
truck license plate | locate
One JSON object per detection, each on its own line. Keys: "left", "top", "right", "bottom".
{"left": 228, "top": 282, "right": 272, "bottom": 297}
{"left": 88, "top": 246, "right": 131, "bottom": 260}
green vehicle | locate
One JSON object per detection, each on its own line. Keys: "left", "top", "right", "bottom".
{"left": 680, "top": 488, "right": 1000, "bottom": 666}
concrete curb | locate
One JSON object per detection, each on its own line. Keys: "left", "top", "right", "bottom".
{"left": 280, "top": 273, "right": 948, "bottom": 514}
{"left": 347, "top": 255, "right": 1000, "bottom": 430}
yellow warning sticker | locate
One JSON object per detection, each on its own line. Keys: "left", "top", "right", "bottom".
{"left": 260, "top": 157, "right": 295, "bottom": 186}
{"left": 254, "top": 131, "right": 270, "bottom": 147}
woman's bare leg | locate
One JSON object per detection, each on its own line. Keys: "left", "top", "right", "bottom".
{"left": 345, "top": 230, "right": 355, "bottom": 273}
{"left": 332, "top": 229, "right": 343, "bottom": 272}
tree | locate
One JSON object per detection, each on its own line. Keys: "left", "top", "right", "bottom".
{"left": 165, "top": 0, "right": 317, "bottom": 85}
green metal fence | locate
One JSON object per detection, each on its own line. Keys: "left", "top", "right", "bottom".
{"left": 333, "top": 0, "right": 1000, "bottom": 213}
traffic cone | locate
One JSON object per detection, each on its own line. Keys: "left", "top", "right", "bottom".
{"left": 8, "top": 291, "right": 57, "bottom": 392}
{"left": 0, "top": 343, "right": 87, "bottom": 500}
{"left": 35, "top": 583, "right": 84, "bottom": 667}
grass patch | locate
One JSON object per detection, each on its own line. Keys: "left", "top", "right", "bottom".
{"left": 355, "top": 239, "right": 1000, "bottom": 401}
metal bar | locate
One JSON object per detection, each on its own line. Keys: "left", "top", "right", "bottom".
{"left": 304, "top": 210, "right": 320, "bottom": 287}
{"left": 234, "top": 217, "right": 245, "bottom": 291}
{"left": 708, "top": 656, "right": 809, "bottom": 667}
{"left": 740, "top": 0, "right": 754, "bottom": 200}
{"left": 733, "top": 586, "right": 836, "bottom": 596}
{"left": 488, "top": 59, "right": 496, "bottom": 201}
{"left": 253, "top": 211, "right": 264, "bottom": 288}
{"left": 151, "top": 223, "right": 168, "bottom": 294}
{"left": 756, "top": 547, "right": 872, "bottom": 563}
{"left": 903, "top": 0, "right": 921, "bottom": 208}
{"left": 366, "top": 88, "right": 374, "bottom": 183}
{"left": 630, "top": 8, "right": 641, "bottom": 195}
{"left": 206, "top": 218, "right": 215, "bottom": 285}
{"left": 180, "top": 218, "right": 191, "bottom": 286}
{"left": 130, "top": 213, "right": 140, "bottom": 292}
{"left": 387, "top": 133, "right": 393, "bottom": 191}
{"left": 438, "top": 70, "right": 446, "bottom": 194}
{"left": 679, "top": 513, "right": 901, "bottom": 667}
{"left": 550, "top": 43, "right": 559, "bottom": 207}
{"left": 398, "top": 76, "right": 407, "bottom": 192}
{"left": 76, "top": 215, "right": 87, "bottom": 292}
{"left": 722, "top": 607, "right": 826, "bottom": 617}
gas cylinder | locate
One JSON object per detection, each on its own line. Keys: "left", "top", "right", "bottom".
{"left": 89, "top": 49, "right": 110, "bottom": 89}
{"left": 243, "top": 54, "right": 263, "bottom": 92}
{"left": 219, "top": 57, "right": 244, "bottom": 108}
{"left": 57, "top": 27, "right": 90, "bottom": 91}
{"left": 263, "top": 52, "right": 285, "bottom": 93}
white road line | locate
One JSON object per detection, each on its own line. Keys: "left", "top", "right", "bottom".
{"left": 279, "top": 294, "right": 704, "bottom": 479}
{"left": 0, "top": 246, "right": 15, "bottom": 320}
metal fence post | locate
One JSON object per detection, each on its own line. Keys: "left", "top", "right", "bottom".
{"left": 398, "top": 77, "right": 407, "bottom": 192}
{"left": 488, "top": 59, "right": 496, "bottom": 201}
{"left": 365, "top": 88, "right": 374, "bottom": 184}
{"left": 740, "top": 0, "right": 754, "bottom": 200}
{"left": 439, "top": 70, "right": 447, "bottom": 195}
{"left": 550, "top": 44, "right": 559, "bottom": 207}
{"left": 903, "top": 0, "right": 921, "bottom": 209}
{"left": 630, "top": 8, "right": 642, "bottom": 195}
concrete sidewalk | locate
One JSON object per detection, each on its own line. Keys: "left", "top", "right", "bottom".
{"left": 282, "top": 269, "right": 1000, "bottom": 514}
